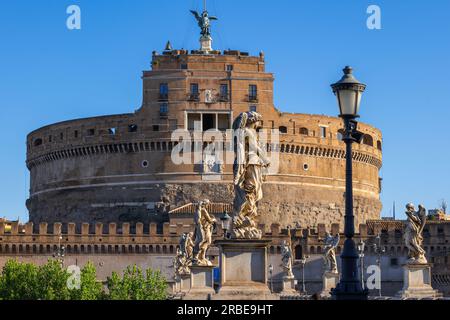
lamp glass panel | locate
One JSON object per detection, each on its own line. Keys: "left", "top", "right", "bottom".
{"left": 338, "top": 89, "right": 357, "bottom": 116}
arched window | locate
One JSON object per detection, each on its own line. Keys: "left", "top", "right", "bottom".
{"left": 279, "top": 126, "right": 288, "bottom": 134}
{"left": 295, "top": 245, "right": 303, "bottom": 260}
{"left": 377, "top": 140, "right": 382, "bottom": 151}
{"left": 362, "top": 134, "right": 374, "bottom": 147}
{"left": 299, "top": 127, "right": 309, "bottom": 136}
{"left": 34, "top": 138, "right": 43, "bottom": 147}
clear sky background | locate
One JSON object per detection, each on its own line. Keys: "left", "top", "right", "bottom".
{"left": 0, "top": 0, "right": 449, "bottom": 222}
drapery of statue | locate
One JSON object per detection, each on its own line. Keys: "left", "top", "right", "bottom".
{"left": 404, "top": 203, "right": 428, "bottom": 264}
{"left": 323, "top": 232, "right": 339, "bottom": 273}
{"left": 193, "top": 200, "right": 216, "bottom": 266}
{"left": 231, "top": 112, "right": 271, "bottom": 240}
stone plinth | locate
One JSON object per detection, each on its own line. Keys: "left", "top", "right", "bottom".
{"left": 214, "top": 239, "right": 272, "bottom": 300}
{"left": 184, "top": 266, "right": 216, "bottom": 300}
{"left": 397, "top": 264, "right": 442, "bottom": 299}
{"left": 321, "top": 272, "right": 339, "bottom": 298}
{"left": 281, "top": 276, "right": 297, "bottom": 295}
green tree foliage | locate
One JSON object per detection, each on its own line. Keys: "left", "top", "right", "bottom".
{"left": 0, "top": 260, "right": 39, "bottom": 300}
{"left": 107, "top": 265, "right": 167, "bottom": 300}
{"left": 0, "top": 260, "right": 167, "bottom": 300}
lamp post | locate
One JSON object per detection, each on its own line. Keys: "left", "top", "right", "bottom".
{"left": 299, "top": 255, "right": 309, "bottom": 295}
{"left": 220, "top": 211, "right": 232, "bottom": 240}
{"left": 357, "top": 240, "right": 365, "bottom": 290}
{"left": 373, "top": 233, "right": 385, "bottom": 297}
{"left": 269, "top": 264, "right": 274, "bottom": 293}
{"left": 330, "top": 66, "right": 368, "bottom": 300}
{"left": 53, "top": 234, "right": 65, "bottom": 268}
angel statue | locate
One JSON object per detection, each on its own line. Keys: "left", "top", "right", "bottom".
{"left": 180, "top": 232, "right": 195, "bottom": 261}
{"left": 190, "top": 9, "right": 218, "bottom": 37}
{"left": 323, "top": 232, "right": 340, "bottom": 274}
{"left": 232, "top": 112, "right": 271, "bottom": 239}
{"left": 173, "top": 246, "right": 191, "bottom": 278}
{"left": 404, "top": 203, "right": 427, "bottom": 264}
{"left": 281, "top": 240, "right": 294, "bottom": 278}
{"left": 193, "top": 200, "right": 216, "bottom": 266}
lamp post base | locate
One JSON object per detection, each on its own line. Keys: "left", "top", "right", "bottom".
{"left": 331, "top": 282, "right": 368, "bottom": 300}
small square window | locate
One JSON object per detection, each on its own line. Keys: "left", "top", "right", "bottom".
{"left": 250, "top": 106, "right": 257, "bottom": 112}
{"left": 160, "top": 103, "right": 168, "bottom": 114}
{"left": 153, "top": 125, "right": 160, "bottom": 132}
{"left": 87, "top": 129, "right": 95, "bottom": 136}
{"left": 181, "top": 64, "right": 188, "bottom": 70}
{"left": 226, "top": 65, "right": 233, "bottom": 71}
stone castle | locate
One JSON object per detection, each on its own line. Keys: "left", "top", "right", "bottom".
{"left": 1, "top": 8, "right": 449, "bottom": 298}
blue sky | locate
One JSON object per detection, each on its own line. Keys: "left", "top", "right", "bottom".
{"left": 0, "top": 0, "right": 449, "bottom": 221}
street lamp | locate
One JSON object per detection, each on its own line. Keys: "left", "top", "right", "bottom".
{"left": 373, "top": 233, "right": 385, "bottom": 297}
{"left": 53, "top": 234, "right": 65, "bottom": 268}
{"left": 357, "top": 240, "right": 365, "bottom": 290}
{"left": 268, "top": 264, "right": 274, "bottom": 293}
{"left": 331, "top": 66, "right": 368, "bottom": 300}
{"left": 299, "top": 255, "right": 309, "bottom": 295}
{"left": 220, "top": 211, "right": 232, "bottom": 240}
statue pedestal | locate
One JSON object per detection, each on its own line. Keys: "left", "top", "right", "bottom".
{"left": 321, "top": 272, "right": 340, "bottom": 298}
{"left": 200, "top": 35, "right": 213, "bottom": 53}
{"left": 214, "top": 239, "right": 273, "bottom": 300}
{"left": 184, "top": 266, "right": 216, "bottom": 300}
{"left": 281, "top": 276, "right": 297, "bottom": 295}
{"left": 397, "top": 264, "right": 442, "bottom": 299}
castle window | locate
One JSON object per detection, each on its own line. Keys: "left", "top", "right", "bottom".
{"left": 48, "top": 135, "right": 52, "bottom": 143}
{"left": 190, "top": 83, "right": 199, "bottom": 94}
{"left": 220, "top": 84, "right": 229, "bottom": 101}
{"left": 34, "top": 138, "right": 43, "bottom": 147}
{"left": 377, "top": 140, "right": 382, "bottom": 151}
{"left": 159, "top": 83, "right": 168, "bottom": 100}
{"left": 248, "top": 85, "right": 258, "bottom": 101}
{"left": 299, "top": 127, "right": 308, "bottom": 136}
{"left": 128, "top": 124, "right": 138, "bottom": 133}
{"left": 279, "top": 126, "right": 287, "bottom": 134}
{"left": 295, "top": 245, "right": 303, "bottom": 260}
{"left": 108, "top": 128, "right": 116, "bottom": 135}
{"left": 362, "top": 134, "right": 374, "bottom": 147}
{"left": 180, "top": 63, "right": 188, "bottom": 70}
{"left": 303, "top": 163, "right": 309, "bottom": 171}
{"left": 74, "top": 130, "right": 79, "bottom": 138}
{"left": 87, "top": 129, "right": 95, "bottom": 136}
{"left": 141, "top": 160, "right": 149, "bottom": 168}
{"left": 319, "top": 126, "right": 327, "bottom": 139}
{"left": 226, "top": 64, "right": 233, "bottom": 72}
{"left": 160, "top": 103, "right": 168, "bottom": 114}
{"left": 250, "top": 106, "right": 257, "bottom": 112}
{"left": 60, "top": 132, "right": 64, "bottom": 140}
{"left": 190, "top": 83, "right": 199, "bottom": 101}
{"left": 153, "top": 125, "right": 160, "bottom": 132}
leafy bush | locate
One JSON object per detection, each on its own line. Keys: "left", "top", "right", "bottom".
{"left": 107, "top": 265, "right": 167, "bottom": 300}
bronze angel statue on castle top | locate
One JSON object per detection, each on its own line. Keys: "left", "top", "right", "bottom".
{"left": 190, "top": 9, "right": 217, "bottom": 37}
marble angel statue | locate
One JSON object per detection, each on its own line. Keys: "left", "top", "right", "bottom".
{"left": 231, "top": 111, "right": 271, "bottom": 239}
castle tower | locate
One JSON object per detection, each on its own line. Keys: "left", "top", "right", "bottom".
{"left": 26, "top": 9, "right": 382, "bottom": 230}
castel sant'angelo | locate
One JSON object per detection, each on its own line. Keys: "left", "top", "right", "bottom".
{"left": 25, "top": 17, "right": 382, "bottom": 232}
{"left": 1, "top": 7, "right": 450, "bottom": 297}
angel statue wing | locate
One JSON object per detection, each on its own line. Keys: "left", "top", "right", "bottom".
{"left": 418, "top": 204, "right": 427, "bottom": 234}
{"left": 209, "top": 16, "right": 218, "bottom": 21}
{"left": 190, "top": 10, "right": 201, "bottom": 23}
